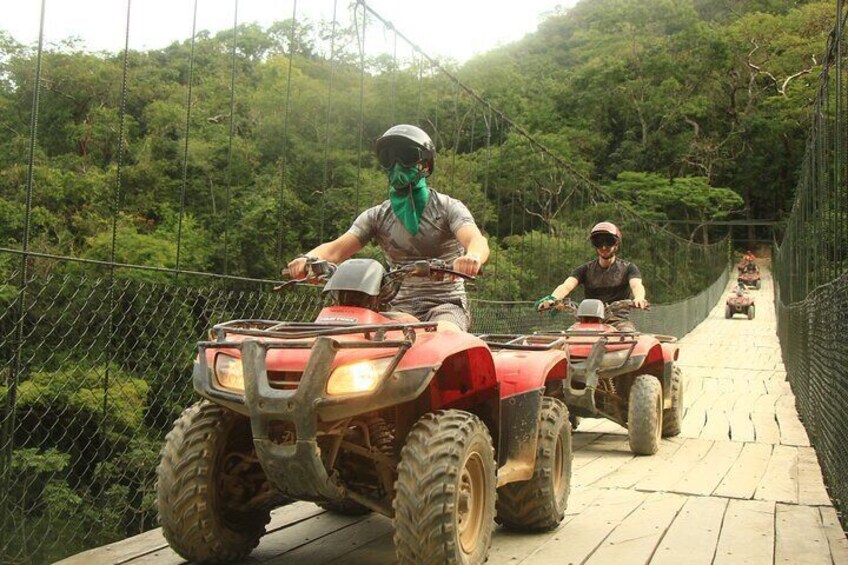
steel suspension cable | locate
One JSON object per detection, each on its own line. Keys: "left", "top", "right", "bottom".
{"left": 174, "top": 0, "right": 199, "bottom": 276}
{"left": 223, "top": 0, "right": 239, "bottom": 276}
{"left": 277, "top": 0, "right": 297, "bottom": 264}
{"left": 321, "top": 0, "right": 338, "bottom": 241}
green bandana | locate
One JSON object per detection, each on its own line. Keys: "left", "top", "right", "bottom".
{"left": 388, "top": 164, "right": 429, "bottom": 235}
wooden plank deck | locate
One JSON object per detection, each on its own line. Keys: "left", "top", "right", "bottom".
{"left": 60, "top": 267, "right": 848, "bottom": 564}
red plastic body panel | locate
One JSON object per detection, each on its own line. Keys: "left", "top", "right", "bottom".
{"left": 491, "top": 350, "right": 568, "bottom": 397}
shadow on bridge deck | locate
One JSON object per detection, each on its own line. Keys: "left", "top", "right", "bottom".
{"left": 59, "top": 266, "right": 848, "bottom": 565}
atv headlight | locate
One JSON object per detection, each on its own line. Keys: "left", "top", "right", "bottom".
{"left": 214, "top": 354, "right": 244, "bottom": 392}
{"left": 599, "top": 349, "right": 631, "bottom": 369}
{"left": 326, "top": 357, "right": 394, "bottom": 396}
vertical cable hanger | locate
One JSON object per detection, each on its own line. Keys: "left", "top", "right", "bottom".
{"left": 321, "top": 0, "right": 339, "bottom": 242}
{"left": 277, "top": 0, "right": 298, "bottom": 264}
{"left": 223, "top": 0, "right": 239, "bottom": 276}
{"left": 354, "top": 0, "right": 367, "bottom": 221}
{"left": 175, "top": 0, "right": 199, "bottom": 278}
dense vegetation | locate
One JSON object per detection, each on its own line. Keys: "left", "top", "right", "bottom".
{"left": 0, "top": 0, "right": 833, "bottom": 560}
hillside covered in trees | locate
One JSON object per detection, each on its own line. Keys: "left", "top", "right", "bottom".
{"left": 0, "top": 0, "right": 831, "bottom": 284}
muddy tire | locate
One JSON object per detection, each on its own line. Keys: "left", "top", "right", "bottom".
{"left": 496, "top": 397, "right": 572, "bottom": 531}
{"left": 628, "top": 375, "right": 663, "bottom": 455}
{"left": 748, "top": 305, "right": 755, "bottom": 320}
{"left": 725, "top": 305, "right": 732, "bottom": 319}
{"left": 393, "top": 410, "right": 496, "bottom": 564}
{"left": 156, "top": 401, "right": 271, "bottom": 563}
{"left": 662, "top": 366, "right": 684, "bottom": 437}
{"left": 755, "top": 280, "right": 761, "bottom": 289}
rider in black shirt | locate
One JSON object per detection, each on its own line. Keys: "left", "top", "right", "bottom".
{"left": 536, "top": 222, "right": 648, "bottom": 331}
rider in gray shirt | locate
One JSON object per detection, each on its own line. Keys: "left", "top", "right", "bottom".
{"left": 287, "top": 124, "right": 489, "bottom": 331}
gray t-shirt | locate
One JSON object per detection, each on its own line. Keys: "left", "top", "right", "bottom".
{"left": 347, "top": 188, "right": 476, "bottom": 312}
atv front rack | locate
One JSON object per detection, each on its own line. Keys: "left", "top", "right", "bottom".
{"left": 194, "top": 319, "right": 441, "bottom": 503}
{"left": 211, "top": 318, "right": 438, "bottom": 343}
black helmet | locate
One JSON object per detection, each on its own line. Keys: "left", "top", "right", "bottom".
{"left": 374, "top": 124, "right": 435, "bottom": 176}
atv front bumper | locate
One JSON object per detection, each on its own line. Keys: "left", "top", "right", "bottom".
{"left": 194, "top": 336, "right": 435, "bottom": 501}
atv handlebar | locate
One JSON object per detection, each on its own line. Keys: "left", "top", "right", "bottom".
{"left": 546, "top": 298, "right": 650, "bottom": 317}
{"left": 275, "top": 258, "right": 474, "bottom": 293}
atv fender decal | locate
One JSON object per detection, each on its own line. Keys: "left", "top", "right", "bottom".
{"left": 497, "top": 387, "right": 544, "bottom": 486}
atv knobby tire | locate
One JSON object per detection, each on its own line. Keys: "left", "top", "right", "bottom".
{"left": 157, "top": 401, "right": 270, "bottom": 563}
{"left": 748, "top": 305, "right": 756, "bottom": 320}
{"left": 393, "top": 410, "right": 496, "bottom": 565}
{"left": 628, "top": 375, "right": 663, "bottom": 455}
{"left": 496, "top": 397, "right": 572, "bottom": 531}
{"left": 725, "top": 305, "right": 732, "bottom": 319}
{"left": 662, "top": 366, "right": 684, "bottom": 437}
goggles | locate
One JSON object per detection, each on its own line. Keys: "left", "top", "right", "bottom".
{"left": 377, "top": 144, "right": 424, "bottom": 169}
{"left": 591, "top": 234, "right": 618, "bottom": 248}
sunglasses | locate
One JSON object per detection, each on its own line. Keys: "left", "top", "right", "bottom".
{"left": 591, "top": 234, "right": 618, "bottom": 248}
{"left": 377, "top": 144, "right": 424, "bottom": 169}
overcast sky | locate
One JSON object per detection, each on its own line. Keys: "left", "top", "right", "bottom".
{"left": 3, "top": 0, "right": 575, "bottom": 63}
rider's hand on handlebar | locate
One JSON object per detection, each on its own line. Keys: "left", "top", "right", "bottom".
{"left": 535, "top": 294, "right": 558, "bottom": 313}
{"left": 633, "top": 298, "right": 649, "bottom": 310}
{"left": 452, "top": 253, "right": 482, "bottom": 277}
{"left": 286, "top": 256, "right": 310, "bottom": 280}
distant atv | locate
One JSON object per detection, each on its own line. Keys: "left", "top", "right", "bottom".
{"left": 156, "top": 258, "right": 572, "bottom": 564}
{"left": 726, "top": 292, "right": 755, "bottom": 320}
{"left": 483, "top": 299, "right": 683, "bottom": 456}
{"left": 737, "top": 264, "right": 761, "bottom": 289}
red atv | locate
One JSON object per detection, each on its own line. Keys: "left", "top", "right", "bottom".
{"left": 726, "top": 291, "right": 755, "bottom": 319}
{"left": 484, "top": 299, "right": 683, "bottom": 456}
{"left": 156, "top": 258, "right": 572, "bottom": 564}
{"left": 737, "top": 263, "right": 761, "bottom": 289}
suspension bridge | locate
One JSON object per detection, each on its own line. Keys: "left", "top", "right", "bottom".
{"left": 0, "top": 0, "right": 846, "bottom": 563}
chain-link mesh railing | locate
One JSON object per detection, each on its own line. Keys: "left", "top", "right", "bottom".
{"left": 0, "top": 1, "right": 730, "bottom": 561}
{"left": 773, "top": 0, "right": 848, "bottom": 529}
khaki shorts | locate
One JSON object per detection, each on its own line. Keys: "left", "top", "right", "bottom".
{"left": 392, "top": 298, "right": 471, "bottom": 332}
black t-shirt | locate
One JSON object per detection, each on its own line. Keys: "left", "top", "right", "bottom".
{"left": 571, "top": 258, "right": 642, "bottom": 304}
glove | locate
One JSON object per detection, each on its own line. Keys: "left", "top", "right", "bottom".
{"left": 535, "top": 294, "right": 558, "bottom": 314}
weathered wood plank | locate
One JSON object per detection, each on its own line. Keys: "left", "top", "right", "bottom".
{"left": 583, "top": 492, "right": 686, "bottom": 564}
{"left": 635, "top": 438, "right": 713, "bottom": 493}
{"left": 819, "top": 506, "right": 848, "bottom": 564}
{"left": 774, "top": 503, "right": 832, "bottom": 565}
{"left": 669, "top": 440, "right": 742, "bottom": 496}
{"left": 651, "top": 496, "right": 727, "bottom": 565}
{"left": 251, "top": 510, "right": 373, "bottom": 561}
{"left": 264, "top": 514, "right": 393, "bottom": 564}
{"left": 754, "top": 444, "right": 798, "bottom": 504}
{"left": 56, "top": 501, "right": 324, "bottom": 565}
{"left": 713, "top": 442, "right": 773, "bottom": 500}
{"left": 714, "top": 499, "right": 775, "bottom": 565}
{"left": 515, "top": 488, "right": 647, "bottom": 564}
{"left": 593, "top": 436, "right": 685, "bottom": 490}
{"left": 796, "top": 447, "right": 832, "bottom": 506}
{"left": 775, "top": 394, "right": 811, "bottom": 446}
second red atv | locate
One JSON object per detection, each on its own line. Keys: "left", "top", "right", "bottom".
{"left": 737, "top": 263, "right": 761, "bottom": 289}
{"left": 726, "top": 291, "right": 755, "bottom": 319}
{"left": 156, "top": 258, "right": 572, "bottom": 564}
{"left": 482, "top": 299, "right": 683, "bottom": 456}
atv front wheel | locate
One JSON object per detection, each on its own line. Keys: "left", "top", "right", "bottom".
{"left": 496, "top": 397, "right": 572, "bottom": 531}
{"left": 628, "top": 375, "right": 663, "bottom": 455}
{"left": 662, "top": 366, "right": 684, "bottom": 437}
{"left": 748, "top": 305, "right": 755, "bottom": 320}
{"left": 393, "top": 410, "right": 496, "bottom": 564}
{"left": 156, "top": 401, "right": 272, "bottom": 563}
